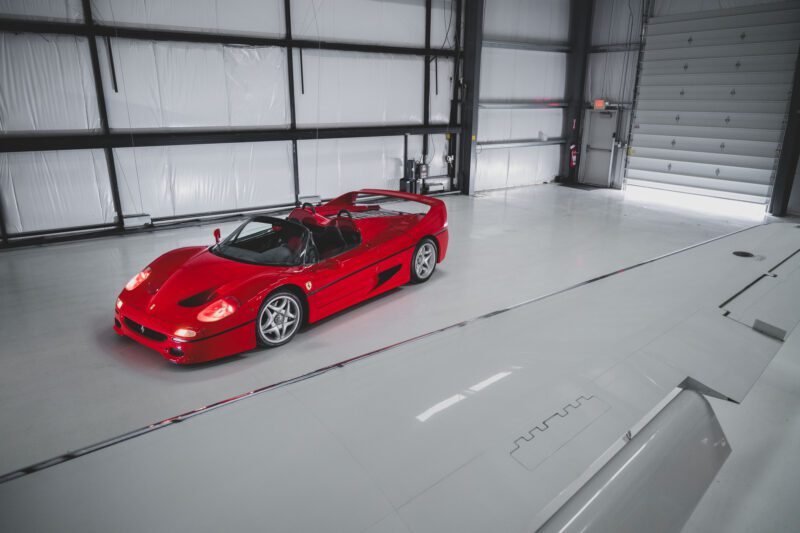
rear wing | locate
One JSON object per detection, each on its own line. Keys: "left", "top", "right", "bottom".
{"left": 324, "top": 189, "right": 447, "bottom": 226}
{"left": 326, "top": 189, "right": 444, "bottom": 209}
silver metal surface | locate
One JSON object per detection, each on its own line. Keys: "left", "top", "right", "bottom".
{"left": 537, "top": 389, "right": 730, "bottom": 533}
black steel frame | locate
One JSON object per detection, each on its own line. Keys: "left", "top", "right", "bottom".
{"left": 457, "top": 0, "right": 485, "bottom": 194}
{"left": 0, "top": 2, "right": 462, "bottom": 248}
{"left": 769, "top": 48, "right": 800, "bottom": 217}
{"left": 559, "top": 0, "right": 595, "bottom": 182}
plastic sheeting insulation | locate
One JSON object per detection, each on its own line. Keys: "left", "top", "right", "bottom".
{"left": 0, "top": 150, "right": 114, "bottom": 234}
{"left": 480, "top": 48, "right": 566, "bottom": 101}
{"left": 475, "top": 144, "right": 561, "bottom": 191}
{"left": 585, "top": 51, "right": 637, "bottom": 103}
{"left": 97, "top": 39, "right": 289, "bottom": 130}
{"left": 478, "top": 108, "right": 563, "bottom": 142}
{"left": 290, "top": 0, "right": 456, "bottom": 48}
{"left": 113, "top": 142, "right": 295, "bottom": 219}
{"left": 294, "top": 50, "right": 425, "bottom": 127}
{"left": 297, "top": 136, "right": 403, "bottom": 200}
{"left": 0, "top": 0, "right": 82, "bottom": 21}
{"left": 90, "top": 0, "right": 284, "bottom": 36}
{"left": 0, "top": 33, "right": 100, "bottom": 133}
{"left": 483, "top": 0, "right": 570, "bottom": 43}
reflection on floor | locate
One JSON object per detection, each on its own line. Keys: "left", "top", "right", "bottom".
{"left": 0, "top": 183, "right": 795, "bottom": 531}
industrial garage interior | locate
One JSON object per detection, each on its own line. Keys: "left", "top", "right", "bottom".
{"left": 1, "top": 0, "right": 799, "bottom": 531}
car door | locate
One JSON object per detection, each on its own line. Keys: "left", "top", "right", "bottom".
{"left": 307, "top": 242, "right": 378, "bottom": 319}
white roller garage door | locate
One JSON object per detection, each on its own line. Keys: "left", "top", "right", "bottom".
{"left": 626, "top": 2, "right": 800, "bottom": 204}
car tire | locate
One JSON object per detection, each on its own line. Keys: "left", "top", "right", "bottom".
{"left": 410, "top": 238, "right": 438, "bottom": 284}
{"left": 256, "top": 289, "right": 303, "bottom": 348}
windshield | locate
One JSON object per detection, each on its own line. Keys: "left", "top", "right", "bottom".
{"left": 213, "top": 217, "right": 309, "bottom": 266}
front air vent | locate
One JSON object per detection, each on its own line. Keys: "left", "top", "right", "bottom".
{"left": 178, "top": 288, "right": 217, "bottom": 308}
{"left": 124, "top": 317, "right": 167, "bottom": 342}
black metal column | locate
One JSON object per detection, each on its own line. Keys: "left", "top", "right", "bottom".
{"left": 422, "top": 0, "right": 432, "bottom": 161}
{"left": 769, "top": 49, "right": 800, "bottom": 217}
{"left": 0, "top": 189, "right": 8, "bottom": 245}
{"left": 82, "top": 0, "right": 124, "bottom": 229}
{"left": 457, "top": 0, "right": 485, "bottom": 195}
{"left": 558, "top": 0, "right": 594, "bottom": 182}
{"left": 284, "top": 0, "right": 301, "bottom": 207}
{"left": 447, "top": 0, "right": 463, "bottom": 183}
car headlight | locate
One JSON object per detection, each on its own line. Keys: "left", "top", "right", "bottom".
{"left": 197, "top": 297, "right": 239, "bottom": 323}
{"left": 125, "top": 267, "right": 151, "bottom": 291}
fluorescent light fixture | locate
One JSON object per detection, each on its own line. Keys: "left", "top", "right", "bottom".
{"left": 416, "top": 394, "right": 467, "bottom": 422}
{"left": 468, "top": 371, "right": 512, "bottom": 392}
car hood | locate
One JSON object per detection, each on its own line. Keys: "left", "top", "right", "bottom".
{"left": 133, "top": 247, "right": 292, "bottom": 319}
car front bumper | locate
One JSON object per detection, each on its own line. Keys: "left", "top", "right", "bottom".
{"left": 114, "top": 306, "right": 256, "bottom": 364}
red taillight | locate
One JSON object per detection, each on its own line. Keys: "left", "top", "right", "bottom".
{"left": 125, "top": 267, "right": 151, "bottom": 291}
{"left": 197, "top": 297, "right": 239, "bottom": 323}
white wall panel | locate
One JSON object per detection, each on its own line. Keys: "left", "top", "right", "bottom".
{"left": 0, "top": 33, "right": 100, "bottom": 132}
{"left": 297, "top": 137, "right": 403, "bottom": 200}
{"left": 591, "top": 0, "right": 643, "bottom": 46}
{"left": 113, "top": 142, "right": 294, "bottom": 218}
{"left": 294, "top": 50, "right": 423, "bottom": 127}
{"left": 429, "top": 58, "right": 454, "bottom": 124}
{"left": 97, "top": 39, "right": 289, "bottom": 130}
{"left": 585, "top": 51, "right": 637, "bottom": 103}
{"left": 475, "top": 144, "right": 560, "bottom": 191}
{"left": 484, "top": 0, "right": 569, "bottom": 42}
{"left": 91, "top": 0, "right": 284, "bottom": 36}
{"left": 0, "top": 0, "right": 82, "bottom": 20}
{"left": 430, "top": 0, "right": 457, "bottom": 49}
{"left": 291, "top": 0, "right": 424, "bottom": 46}
{"left": 0, "top": 150, "right": 114, "bottom": 234}
{"left": 480, "top": 48, "right": 566, "bottom": 100}
{"left": 477, "top": 108, "right": 563, "bottom": 141}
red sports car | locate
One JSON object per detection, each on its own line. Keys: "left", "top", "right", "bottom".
{"left": 114, "top": 189, "right": 448, "bottom": 364}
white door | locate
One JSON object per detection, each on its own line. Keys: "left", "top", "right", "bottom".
{"left": 580, "top": 110, "right": 617, "bottom": 187}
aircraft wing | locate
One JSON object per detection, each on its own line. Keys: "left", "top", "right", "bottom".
{"left": 0, "top": 222, "right": 798, "bottom": 533}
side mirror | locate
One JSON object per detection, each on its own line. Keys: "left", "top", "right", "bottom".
{"left": 213, "top": 228, "right": 221, "bottom": 244}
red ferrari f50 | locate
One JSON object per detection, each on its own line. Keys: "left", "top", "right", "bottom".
{"left": 114, "top": 189, "right": 448, "bottom": 364}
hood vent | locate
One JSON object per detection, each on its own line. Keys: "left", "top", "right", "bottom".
{"left": 178, "top": 288, "right": 217, "bottom": 308}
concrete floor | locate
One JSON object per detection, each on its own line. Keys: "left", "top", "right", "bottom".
{"left": 1, "top": 183, "right": 796, "bottom": 530}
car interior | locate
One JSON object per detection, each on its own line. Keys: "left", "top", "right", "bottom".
{"left": 289, "top": 207, "right": 362, "bottom": 261}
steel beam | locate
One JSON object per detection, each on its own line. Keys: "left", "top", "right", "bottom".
{"left": 81, "top": 0, "right": 124, "bottom": 230}
{"left": 457, "top": 0, "right": 485, "bottom": 195}
{"left": 0, "top": 17, "right": 456, "bottom": 58}
{"left": 423, "top": 0, "right": 433, "bottom": 160}
{"left": 283, "top": 0, "right": 301, "bottom": 207}
{"left": 477, "top": 138, "right": 567, "bottom": 150}
{"left": 0, "top": 125, "right": 460, "bottom": 153}
{"left": 479, "top": 99, "right": 568, "bottom": 109}
{"left": 483, "top": 38, "right": 571, "bottom": 53}
{"left": 559, "top": 0, "right": 595, "bottom": 182}
{"left": 590, "top": 42, "right": 641, "bottom": 53}
{"left": 769, "top": 49, "right": 800, "bottom": 216}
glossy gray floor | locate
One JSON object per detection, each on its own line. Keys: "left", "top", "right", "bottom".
{"left": 0, "top": 184, "right": 797, "bottom": 531}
